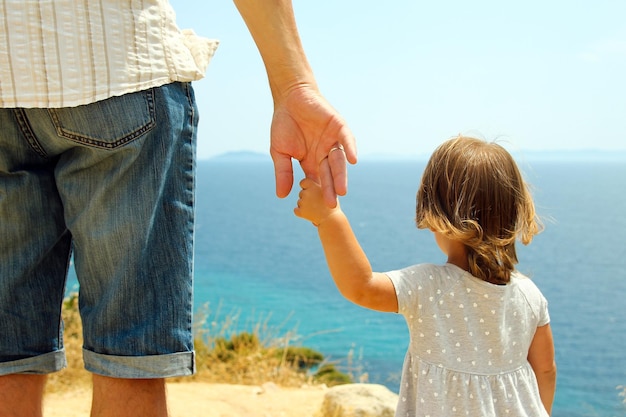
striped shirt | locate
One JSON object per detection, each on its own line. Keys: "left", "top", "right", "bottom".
{"left": 0, "top": 0, "right": 218, "bottom": 108}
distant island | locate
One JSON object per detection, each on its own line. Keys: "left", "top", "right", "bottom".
{"left": 208, "top": 151, "right": 271, "bottom": 162}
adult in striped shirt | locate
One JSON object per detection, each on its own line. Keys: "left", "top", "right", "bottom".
{"left": 0, "top": 1, "right": 356, "bottom": 416}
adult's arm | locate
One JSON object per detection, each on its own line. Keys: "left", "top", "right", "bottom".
{"left": 233, "top": 0, "right": 357, "bottom": 206}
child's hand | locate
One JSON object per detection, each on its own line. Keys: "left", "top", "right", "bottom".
{"left": 294, "top": 178, "right": 340, "bottom": 226}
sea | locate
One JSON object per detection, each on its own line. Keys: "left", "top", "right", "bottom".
{"left": 70, "top": 154, "right": 626, "bottom": 416}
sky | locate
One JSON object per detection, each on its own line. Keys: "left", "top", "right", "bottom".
{"left": 168, "top": 0, "right": 626, "bottom": 160}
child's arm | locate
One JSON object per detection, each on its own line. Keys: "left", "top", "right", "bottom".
{"left": 294, "top": 178, "right": 398, "bottom": 313}
{"left": 527, "top": 323, "right": 557, "bottom": 415}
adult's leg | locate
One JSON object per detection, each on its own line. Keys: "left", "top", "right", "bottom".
{"left": 0, "top": 109, "right": 70, "bottom": 415}
{"left": 29, "top": 83, "right": 199, "bottom": 413}
{"left": 0, "top": 375, "right": 47, "bottom": 417}
{"left": 91, "top": 375, "right": 167, "bottom": 417}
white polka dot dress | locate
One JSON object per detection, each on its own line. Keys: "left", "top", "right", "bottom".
{"left": 386, "top": 263, "right": 550, "bottom": 417}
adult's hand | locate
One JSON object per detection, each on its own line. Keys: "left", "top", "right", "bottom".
{"left": 270, "top": 84, "right": 356, "bottom": 207}
{"left": 233, "top": 0, "right": 357, "bottom": 205}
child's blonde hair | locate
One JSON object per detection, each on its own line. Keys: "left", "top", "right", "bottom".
{"left": 416, "top": 136, "right": 542, "bottom": 284}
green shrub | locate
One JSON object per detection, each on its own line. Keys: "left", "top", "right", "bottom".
{"left": 212, "top": 332, "right": 261, "bottom": 362}
{"left": 275, "top": 346, "right": 324, "bottom": 370}
{"left": 313, "top": 364, "right": 352, "bottom": 386}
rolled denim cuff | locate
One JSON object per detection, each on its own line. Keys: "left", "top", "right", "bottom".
{"left": 83, "top": 348, "right": 195, "bottom": 378}
{"left": 0, "top": 349, "right": 67, "bottom": 376}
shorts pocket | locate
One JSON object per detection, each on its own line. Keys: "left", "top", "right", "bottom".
{"left": 47, "top": 88, "right": 156, "bottom": 150}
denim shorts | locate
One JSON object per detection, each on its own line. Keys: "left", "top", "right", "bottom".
{"left": 0, "top": 82, "right": 197, "bottom": 378}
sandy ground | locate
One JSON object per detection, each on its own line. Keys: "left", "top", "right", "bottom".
{"left": 44, "top": 382, "right": 327, "bottom": 417}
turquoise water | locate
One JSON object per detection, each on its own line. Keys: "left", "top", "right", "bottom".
{"left": 70, "top": 157, "right": 626, "bottom": 416}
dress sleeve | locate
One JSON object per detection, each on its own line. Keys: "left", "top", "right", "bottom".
{"left": 385, "top": 269, "right": 409, "bottom": 316}
{"left": 517, "top": 275, "right": 551, "bottom": 327}
{"left": 537, "top": 293, "right": 550, "bottom": 327}
{"left": 385, "top": 264, "right": 433, "bottom": 316}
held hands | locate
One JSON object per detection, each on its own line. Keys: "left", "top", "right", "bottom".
{"left": 294, "top": 178, "right": 340, "bottom": 226}
{"left": 270, "top": 85, "right": 356, "bottom": 207}
{"left": 232, "top": 0, "right": 355, "bottom": 206}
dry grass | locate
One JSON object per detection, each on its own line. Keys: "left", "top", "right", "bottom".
{"left": 178, "top": 302, "right": 320, "bottom": 387}
{"left": 45, "top": 296, "right": 353, "bottom": 393}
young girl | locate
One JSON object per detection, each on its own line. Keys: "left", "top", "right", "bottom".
{"left": 295, "top": 136, "right": 556, "bottom": 416}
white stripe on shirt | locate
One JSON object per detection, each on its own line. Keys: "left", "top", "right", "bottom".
{"left": 0, "top": 0, "right": 218, "bottom": 108}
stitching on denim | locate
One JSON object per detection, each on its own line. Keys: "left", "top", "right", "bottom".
{"left": 183, "top": 82, "right": 197, "bottom": 209}
{"left": 14, "top": 109, "right": 48, "bottom": 158}
{"left": 184, "top": 82, "right": 195, "bottom": 127}
{"left": 47, "top": 88, "right": 156, "bottom": 150}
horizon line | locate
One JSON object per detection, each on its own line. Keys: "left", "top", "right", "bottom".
{"left": 199, "top": 148, "right": 626, "bottom": 162}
